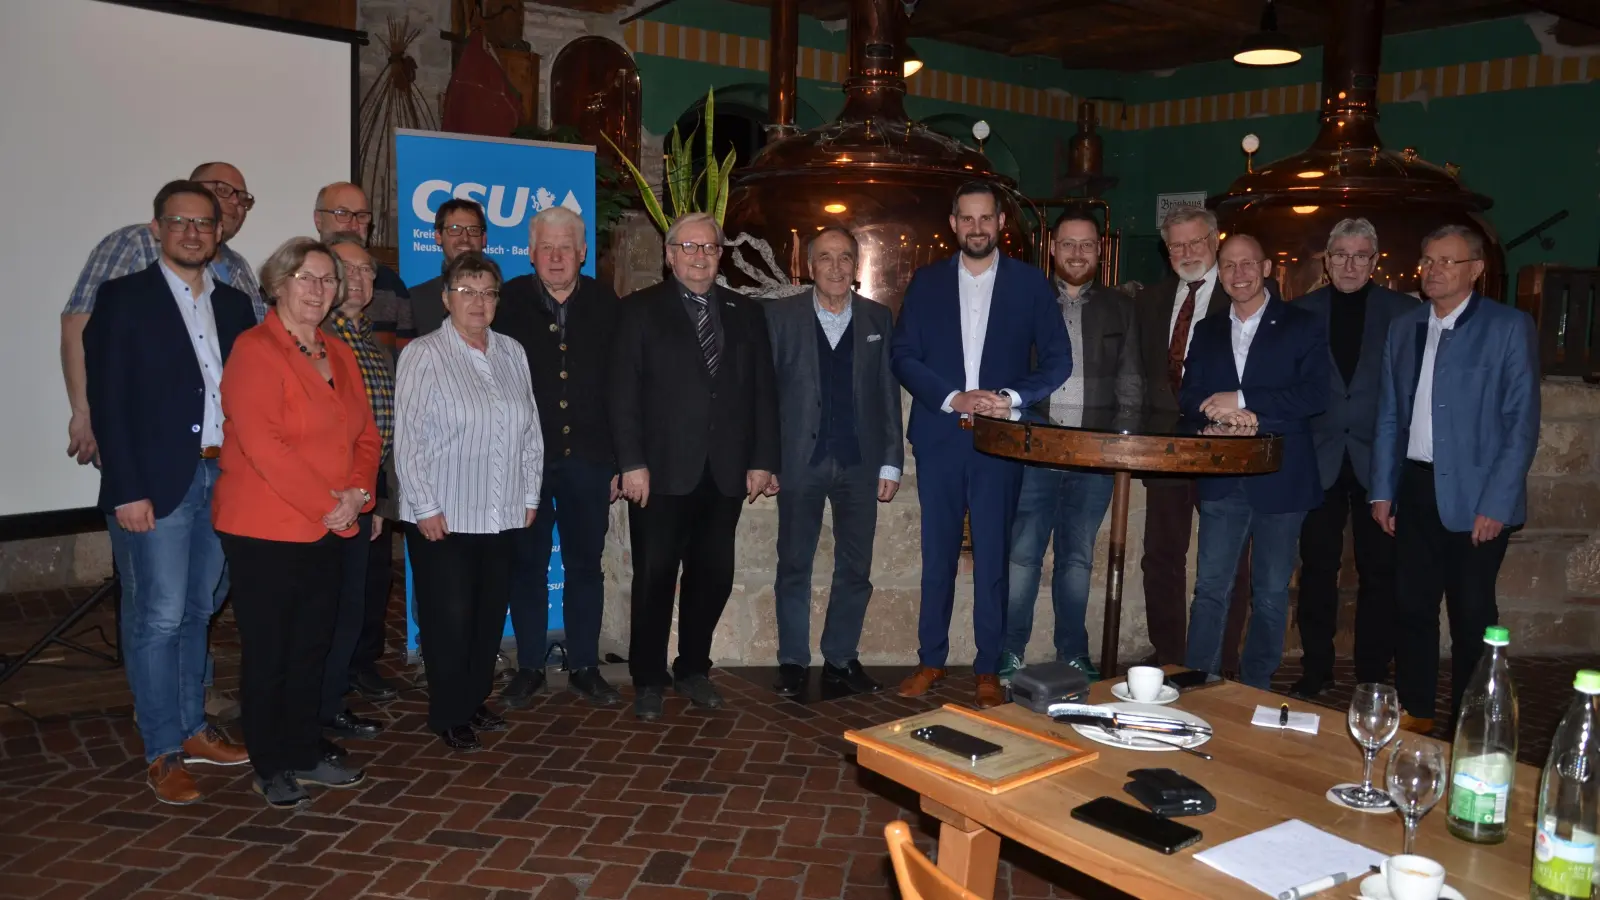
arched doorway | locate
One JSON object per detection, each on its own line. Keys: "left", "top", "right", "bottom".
{"left": 550, "top": 36, "right": 641, "bottom": 167}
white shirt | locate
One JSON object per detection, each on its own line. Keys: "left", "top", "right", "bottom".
{"left": 1168, "top": 264, "right": 1219, "bottom": 363}
{"left": 158, "top": 261, "right": 224, "bottom": 448}
{"left": 940, "top": 254, "right": 1020, "bottom": 413}
{"left": 395, "top": 324, "right": 543, "bottom": 533}
{"left": 1407, "top": 299, "right": 1469, "bottom": 463}
{"left": 1228, "top": 297, "right": 1268, "bottom": 409}
{"left": 813, "top": 293, "right": 900, "bottom": 484}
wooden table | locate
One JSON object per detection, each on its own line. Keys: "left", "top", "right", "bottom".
{"left": 855, "top": 676, "right": 1539, "bottom": 899}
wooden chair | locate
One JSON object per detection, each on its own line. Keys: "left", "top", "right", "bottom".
{"left": 884, "top": 821, "right": 984, "bottom": 900}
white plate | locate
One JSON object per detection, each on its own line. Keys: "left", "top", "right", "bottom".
{"left": 1359, "top": 874, "right": 1465, "bottom": 899}
{"left": 1066, "top": 702, "right": 1212, "bottom": 752}
{"left": 1111, "top": 682, "right": 1179, "bottom": 705}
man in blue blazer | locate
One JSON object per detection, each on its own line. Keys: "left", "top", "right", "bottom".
{"left": 85, "top": 181, "right": 257, "bottom": 804}
{"left": 1180, "top": 234, "right": 1329, "bottom": 689}
{"left": 1291, "top": 219, "right": 1420, "bottom": 700}
{"left": 890, "top": 182, "right": 1072, "bottom": 709}
{"left": 1371, "top": 225, "right": 1539, "bottom": 733}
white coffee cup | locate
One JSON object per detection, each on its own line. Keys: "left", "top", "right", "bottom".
{"left": 1381, "top": 854, "right": 1444, "bottom": 900}
{"left": 1125, "top": 666, "right": 1164, "bottom": 703}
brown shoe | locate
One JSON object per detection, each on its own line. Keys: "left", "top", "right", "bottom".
{"left": 182, "top": 726, "right": 250, "bottom": 767}
{"left": 147, "top": 756, "right": 202, "bottom": 806}
{"left": 897, "top": 666, "right": 947, "bottom": 698}
{"left": 975, "top": 674, "right": 1005, "bottom": 709}
{"left": 1399, "top": 712, "right": 1435, "bottom": 735}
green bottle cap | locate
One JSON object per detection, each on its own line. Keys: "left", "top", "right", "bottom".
{"left": 1576, "top": 670, "right": 1600, "bottom": 694}
{"left": 1484, "top": 626, "right": 1510, "bottom": 646}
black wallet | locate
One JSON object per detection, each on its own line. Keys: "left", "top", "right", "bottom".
{"left": 1122, "top": 768, "right": 1216, "bottom": 818}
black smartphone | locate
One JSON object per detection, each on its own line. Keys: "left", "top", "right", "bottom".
{"left": 1165, "top": 669, "right": 1224, "bottom": 693}
{"left": 910, "top": 725, "right": 1004, "bottom": 763}
{"left": 1070, "top": 797, "right": 1203, "bottom": 854}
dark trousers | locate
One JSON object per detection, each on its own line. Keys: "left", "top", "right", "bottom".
{"left": 773, "top": 458, "right": 879, "bottom": 668}
{"left": 627, "top": 467, "right": 743, "bottom": 687}
{"left": 406, "top": 527, "right": 514, "bottom": 731}
{"left": 509, "top": 457, "right": 613, "bottom": 671}
{"left": 321, "top": 514, "right": 373, "bottom": 721}
{"left": 1141, "top": 481, "right": 1252, "bottom": 667}
{"left": 220, "top": 532, "right": 344, "bottom": 780}
{"left": 1394, "top": 461, "right": 1510, "bottom": 720}
{"left": 349, "top": 522, "right": 396, "bottom": 676}
{"left": 1297, "top": 455, "right": 1398, "bottom": 684}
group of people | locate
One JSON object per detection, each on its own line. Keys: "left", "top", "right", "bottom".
{"left": 65, "top": 163, "right": 1536, "bottom": 810}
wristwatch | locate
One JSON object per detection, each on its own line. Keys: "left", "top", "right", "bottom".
{"left": 357, "top": 488, "right": 372, "bottom": 505}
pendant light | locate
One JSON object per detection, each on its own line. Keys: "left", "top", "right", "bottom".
{"left": 1234, "top": 0, "right": 1301, "bottom": 67}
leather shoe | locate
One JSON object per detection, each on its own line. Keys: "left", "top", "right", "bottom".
{"left": 1400, "top": 711, "right": 1435, "bottom": 735}
{"left": 350, "top": 669, "right": 399, "bottom": 702}
{"left": 181, "top": 726, "right": 250, "bottom": 766}
{"left": 500, "top": 668, "right": 547, "bottom": 710}
{"left": 1288, "top": 674, "right": 1330, "bottom": 701}
{"left": 568, "top": 667, "right": 622, "bottom": 706}
{"left": 975, "top": 674, "right": 1005, "bottom": 709}
{"left": 470, "top": 705, "right": 508, "bottom": 732}
{"left": 436, "top": 725, "right": 481, "bottom": 752}
{"left": 321, "top": 738, "right": 348, "bottom": 762}
{"left": 674, "top": 674, "right": 725, "bottom": 709}
{"left": 822, "top": 660, "right": 881, "bottom": 694}
{"left": 634, "top": 685, "right": 665, "bottom": 721}
{"left": 897, "top": 666, "right": 947, "bottom": 698}
{"left": 147, "top": 755, "right": 201, "bottom": 806}
{"left": 325, "top": 709, "right": 384, "bottom": 739}
{"left": 773, "top": 664, "right": 807, "bottom": 697}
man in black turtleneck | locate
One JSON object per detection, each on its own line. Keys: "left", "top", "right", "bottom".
{"left": 1292, "top": 218, "right": 1419, "bottom": 699}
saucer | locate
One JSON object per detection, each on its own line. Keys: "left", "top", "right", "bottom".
{"left": 1359, "top": 874, "right": 1465, "bottom": 900}
{"left": 1111, "top": 682, "right": 1179, "bottom": 705}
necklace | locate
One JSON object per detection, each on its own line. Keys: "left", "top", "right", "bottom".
{"left": 288, "top": 326, "right": 327, "bottom": 361}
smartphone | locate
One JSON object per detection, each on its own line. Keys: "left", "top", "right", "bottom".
{"left": 910, "top": 725, "right": 1004, "bottom": 763}
{"left": 1165, "top": 669, "right": 1224, "bottom": 693}
{"left": 1070, "top": 797, "right": 1203, "bottom": 854}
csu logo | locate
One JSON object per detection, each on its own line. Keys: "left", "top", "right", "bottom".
{"left": 411, "top": 181, "right": 584, "bottom": 228}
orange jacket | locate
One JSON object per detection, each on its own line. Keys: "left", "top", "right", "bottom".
{"left": 213, "top": 309, "right": 380, "bottom": 542}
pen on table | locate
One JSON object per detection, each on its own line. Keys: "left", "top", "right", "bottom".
{"left": 1274, "top": 865, "right": 1378, "bottom": 900}
{"left": 1279, "top": 703, "right": 1290, "bottom": 727}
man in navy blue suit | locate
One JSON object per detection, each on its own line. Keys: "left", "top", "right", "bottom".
{"left": 1371, "top": 225, "right": 1539, "bottom": 734}
{"left": 890, "top": 182, "right": 1072, "bottom": 709}
{"left": 1180, "top": 234, "right": 1329, "bottom": 689}
{"left": 85, "top": 181, "right": 257, "bottom": 805}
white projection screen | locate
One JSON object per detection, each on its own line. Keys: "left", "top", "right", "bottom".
{"left": 0, "top": 0, "right": 356, "bottom": 523}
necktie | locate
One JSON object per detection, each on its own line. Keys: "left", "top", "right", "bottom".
{"left": 1166, "top": 280, "right": 1205, "bottom": 395}
{"left": 692, "top": 294, "right": 720, "bottom": 378}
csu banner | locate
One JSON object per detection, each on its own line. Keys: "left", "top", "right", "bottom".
{"left": 394, "top": 128, "right": 597, "bottom": 285}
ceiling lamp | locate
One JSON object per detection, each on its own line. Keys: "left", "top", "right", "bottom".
{"left": 1234, "top": 0, "right": 1301, "bottom": 67}
{"left": 902, "top": 40, "right": 923, "bottom": 77}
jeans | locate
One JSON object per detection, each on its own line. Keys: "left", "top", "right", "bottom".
{"left": 322, "top": 514, "right": 373, "bottom": 721}
{"left": 109, "top": 460, "right": 226, "bottom": 763}
{"left": 509, "top": 457, "right": 613, "bottom": 671}
{"left": 1184, "top": 483, "right": 1306, "bottom": 690}
{"left": 1005, "top": 466, "right": 1114, "bottom": 662}
{"left": 773, "top": 458, "right": 879, "bottom": 668}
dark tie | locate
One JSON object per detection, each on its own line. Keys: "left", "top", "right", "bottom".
{"left": 692, "top": 294, "right": 720, "bottom": 377}
{"left": 1166, "top": 280, "right": 1205, "bottom": 395}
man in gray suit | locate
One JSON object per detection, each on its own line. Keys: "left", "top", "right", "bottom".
{"left": 767, "top": 226, "right": 904, "bottom": 697}
{"left": 1291, "top": 218, "right": 1419, "bottom": 700}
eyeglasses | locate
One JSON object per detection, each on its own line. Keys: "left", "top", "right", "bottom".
{"left": 450, "top": 286, "right": 500, "bottom": 302}
{"left": 344, "top": 263, "right": 376, "bottom": 278}
{"left": 196, "top": 181, "right": 255, "bottom": 211}
{"left": 1166, "top": 235, "right": 1213, "bottom": 256}
{"left": 1054, "top": 240, "right": 1099, "bottom": 256}
{"left": 292, "top": 271, "right": 339, "bottom": 290}
{"left": 442, "top": 223, "right": 486, "bottom": 238}
{"left": 160, "top": 215, "right": 217, "bottom": 234}
{"left": 317, "top": 207, "right": 374, "bottom": 225}
{"left": 1418, "top": 256, "right": 1481, "bottom": 270}
{"left": 1328, "top": 251, "right": 1376, "bottom": 266}
{"left": 673, "top": 241, "right": 722, "bottom": 257}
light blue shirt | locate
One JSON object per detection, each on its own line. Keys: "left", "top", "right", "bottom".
{"left": 813, "top": 291, "right": 900, "bottom": 484}
{"left": 158, "top": 261, "right": 225, "bottom": 448}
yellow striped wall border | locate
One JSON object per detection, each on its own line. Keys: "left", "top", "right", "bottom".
{"left": 622, "top": 20, "right": 1600, "bottom": 132}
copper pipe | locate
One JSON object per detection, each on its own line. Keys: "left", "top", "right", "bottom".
{"left": 1318, "top": 0, "right": 1383, "bottom": 147}
{"left": 768, "top": 0, "right": 798, "bottom": 137}
{"left": 841, "top": 0, "right": 908, "bottom": 123}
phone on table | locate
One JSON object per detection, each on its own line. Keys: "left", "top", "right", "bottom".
{"left": 1071, "top": 797, "right": 1203, "bottom": 854}
{"left": 1165, "top": 669, "right": 1225, "bottom": 693}
{"left": 910, "top": 725, "right": 1004, "bottom": 763}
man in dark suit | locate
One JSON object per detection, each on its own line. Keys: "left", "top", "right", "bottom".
{"left": 1179, "top": 234, "right": 1329, "bottom": 689}
{"left": 85, "top": 180, "right": 256, "bottom": 804}
{"left": 1291, "top": 218, "right": 1419, "bottom": 699}
{"left": 1133, "top": 206, "right": 1252, "bottom": 667}
{"left": 1003, "top": 204, "right": 1142, "bottom": 683}
{"left": 1372, "top": 225, "right": 1539, "bottom": 733}
{"left": 766, "top": 226, "right": 904, "bottom": 698}
{"left": 890, "top": 182, "right": 1072, "bottom": 709}
{"left": 611, "top": 212, "right": 780, "bottom": 721}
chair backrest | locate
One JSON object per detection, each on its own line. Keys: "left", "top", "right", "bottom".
{"left": 883, "top": 821, "right": 984, "bottom": 900}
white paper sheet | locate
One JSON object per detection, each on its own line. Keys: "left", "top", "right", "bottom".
{"left": 1251, "top": 704, "right": 1321, "bottom": 734}
{"left": 1195, "top": 819, "right": 1384, "bottom": 897}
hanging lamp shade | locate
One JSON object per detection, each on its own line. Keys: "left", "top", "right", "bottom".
{"left": 1234, "top": 0, "right": 1301, "bottom": 67}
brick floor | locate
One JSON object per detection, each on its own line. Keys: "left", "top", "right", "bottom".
{"left": 2, "top": 582, "right": 1596, "bottom": 900}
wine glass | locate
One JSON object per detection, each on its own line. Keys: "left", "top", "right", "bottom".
{"left": 1334, "top": 683, "right": 1400, "bottom": 809}
{"left": 1387, "top": 741, "right": 1447, "bottom": 854}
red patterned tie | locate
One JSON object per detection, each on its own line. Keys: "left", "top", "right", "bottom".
{"left": 1166, "top": 280, "right": 1205, "bottom": 395}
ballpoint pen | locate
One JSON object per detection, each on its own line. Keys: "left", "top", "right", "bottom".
{"left": 1274, "top": 864, "right": 1379, "bottom": 900}
{"left": 1279, "top": 703, "right": 1290, "bottom": 727}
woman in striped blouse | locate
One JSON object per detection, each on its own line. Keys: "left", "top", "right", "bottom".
{"left": 394, "top": 251, "right": 543, "bottom": 752}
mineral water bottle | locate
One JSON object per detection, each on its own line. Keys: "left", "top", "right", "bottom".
{"left": 1531, "top": 670, "right": 1600, "bottom": 899}
{"left": 1447, "top": 626, "right": 1517, "bottom": 843}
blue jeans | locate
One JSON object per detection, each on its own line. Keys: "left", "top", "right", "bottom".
{"left": 108, "top": 460, "right": 227, "bottom": 762}
{"left": 1005, "top": 466, "right": 1114, "bottom": 662}
{"left": 1184, "top": 483, "right": 1306, "bottom": 689}
{"left": 509, "top": 457, "right": 613, "bottom": 671}
{"left": 774, "top": 458, "right": 879, "bottom": 668}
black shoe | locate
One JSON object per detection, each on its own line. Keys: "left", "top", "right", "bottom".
{"left": 470, "top": 705, "right": 508, "bottom": 732}
{"left": 773, "top": 664, "right": 807, "bottom": 697}
{"left": 673, "top": 674, "right": 725, "bottom": 709}
{"left": 822, "top": 660, "right": 881, "bottom": 694}
{"left": 436, "top": 725, "right": 481, "bottom": 752}
{"left": 499, "top": 668, "right": 547, "bottom": 710}
{"left": 321, "top": 738, "right": 349, "bottom": 762}
{"left": 349, "top": 669, "right": 399, "bottom": 702}
{"left": 634, "top": 685, "right": 665, "bottom": 721}
{"left": 1288, "top": 673, "right": 1330, "bottom": 700}
{"left": 568, "top": 667, "right": 622, "bottom": 706}
{"left": 325, "top": 709, "right": 384, "bottom": 739}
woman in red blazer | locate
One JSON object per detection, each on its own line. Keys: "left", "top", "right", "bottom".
{"left": 214, "top": 237, "right": 381, "bottom": 809}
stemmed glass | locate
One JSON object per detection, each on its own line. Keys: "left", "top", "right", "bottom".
{"left": 1387, "top": 741, "right": 1447, "bottom": 854}
{"left": 1334, "top": 683, "right": 1400, "bottom": 809}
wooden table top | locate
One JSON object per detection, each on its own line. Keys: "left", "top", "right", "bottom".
{"left": 855, "top": 677, "right": 1539, "bottom": 899}
{"left": 970, "top": 410, "right": 1282, "bottom": 476}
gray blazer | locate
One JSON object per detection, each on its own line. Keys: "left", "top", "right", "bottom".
{"left": 1074, "top": 282, "right": 1145, "bottom": 410}
{"left": 766, "top": 290, "right": 905, "bottom": 477}
{"left": 1297, "top": 282, "right": 1419, "bottom": 490}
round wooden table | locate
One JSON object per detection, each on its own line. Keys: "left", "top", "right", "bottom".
{"left": 970, "top": 406, "right": 1282, "bottom": 676}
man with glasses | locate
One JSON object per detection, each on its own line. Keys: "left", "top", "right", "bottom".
{"left": 1371, "top": 225, "right": 1538, "bottom": 734}
{"left": 611, "top": 212, "right": 779, "bottom": 721}
{"left": 1290, "top": 219, "right": 1418, "bottom": 700}
{"left": 84, "top": 181, "right": 256, "bottom": 805}
{"left": 410, "top": 198, "right": 489, "bottom": 337}
{"left": 314, "top": 182, "right": 412, "bottom": 354}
